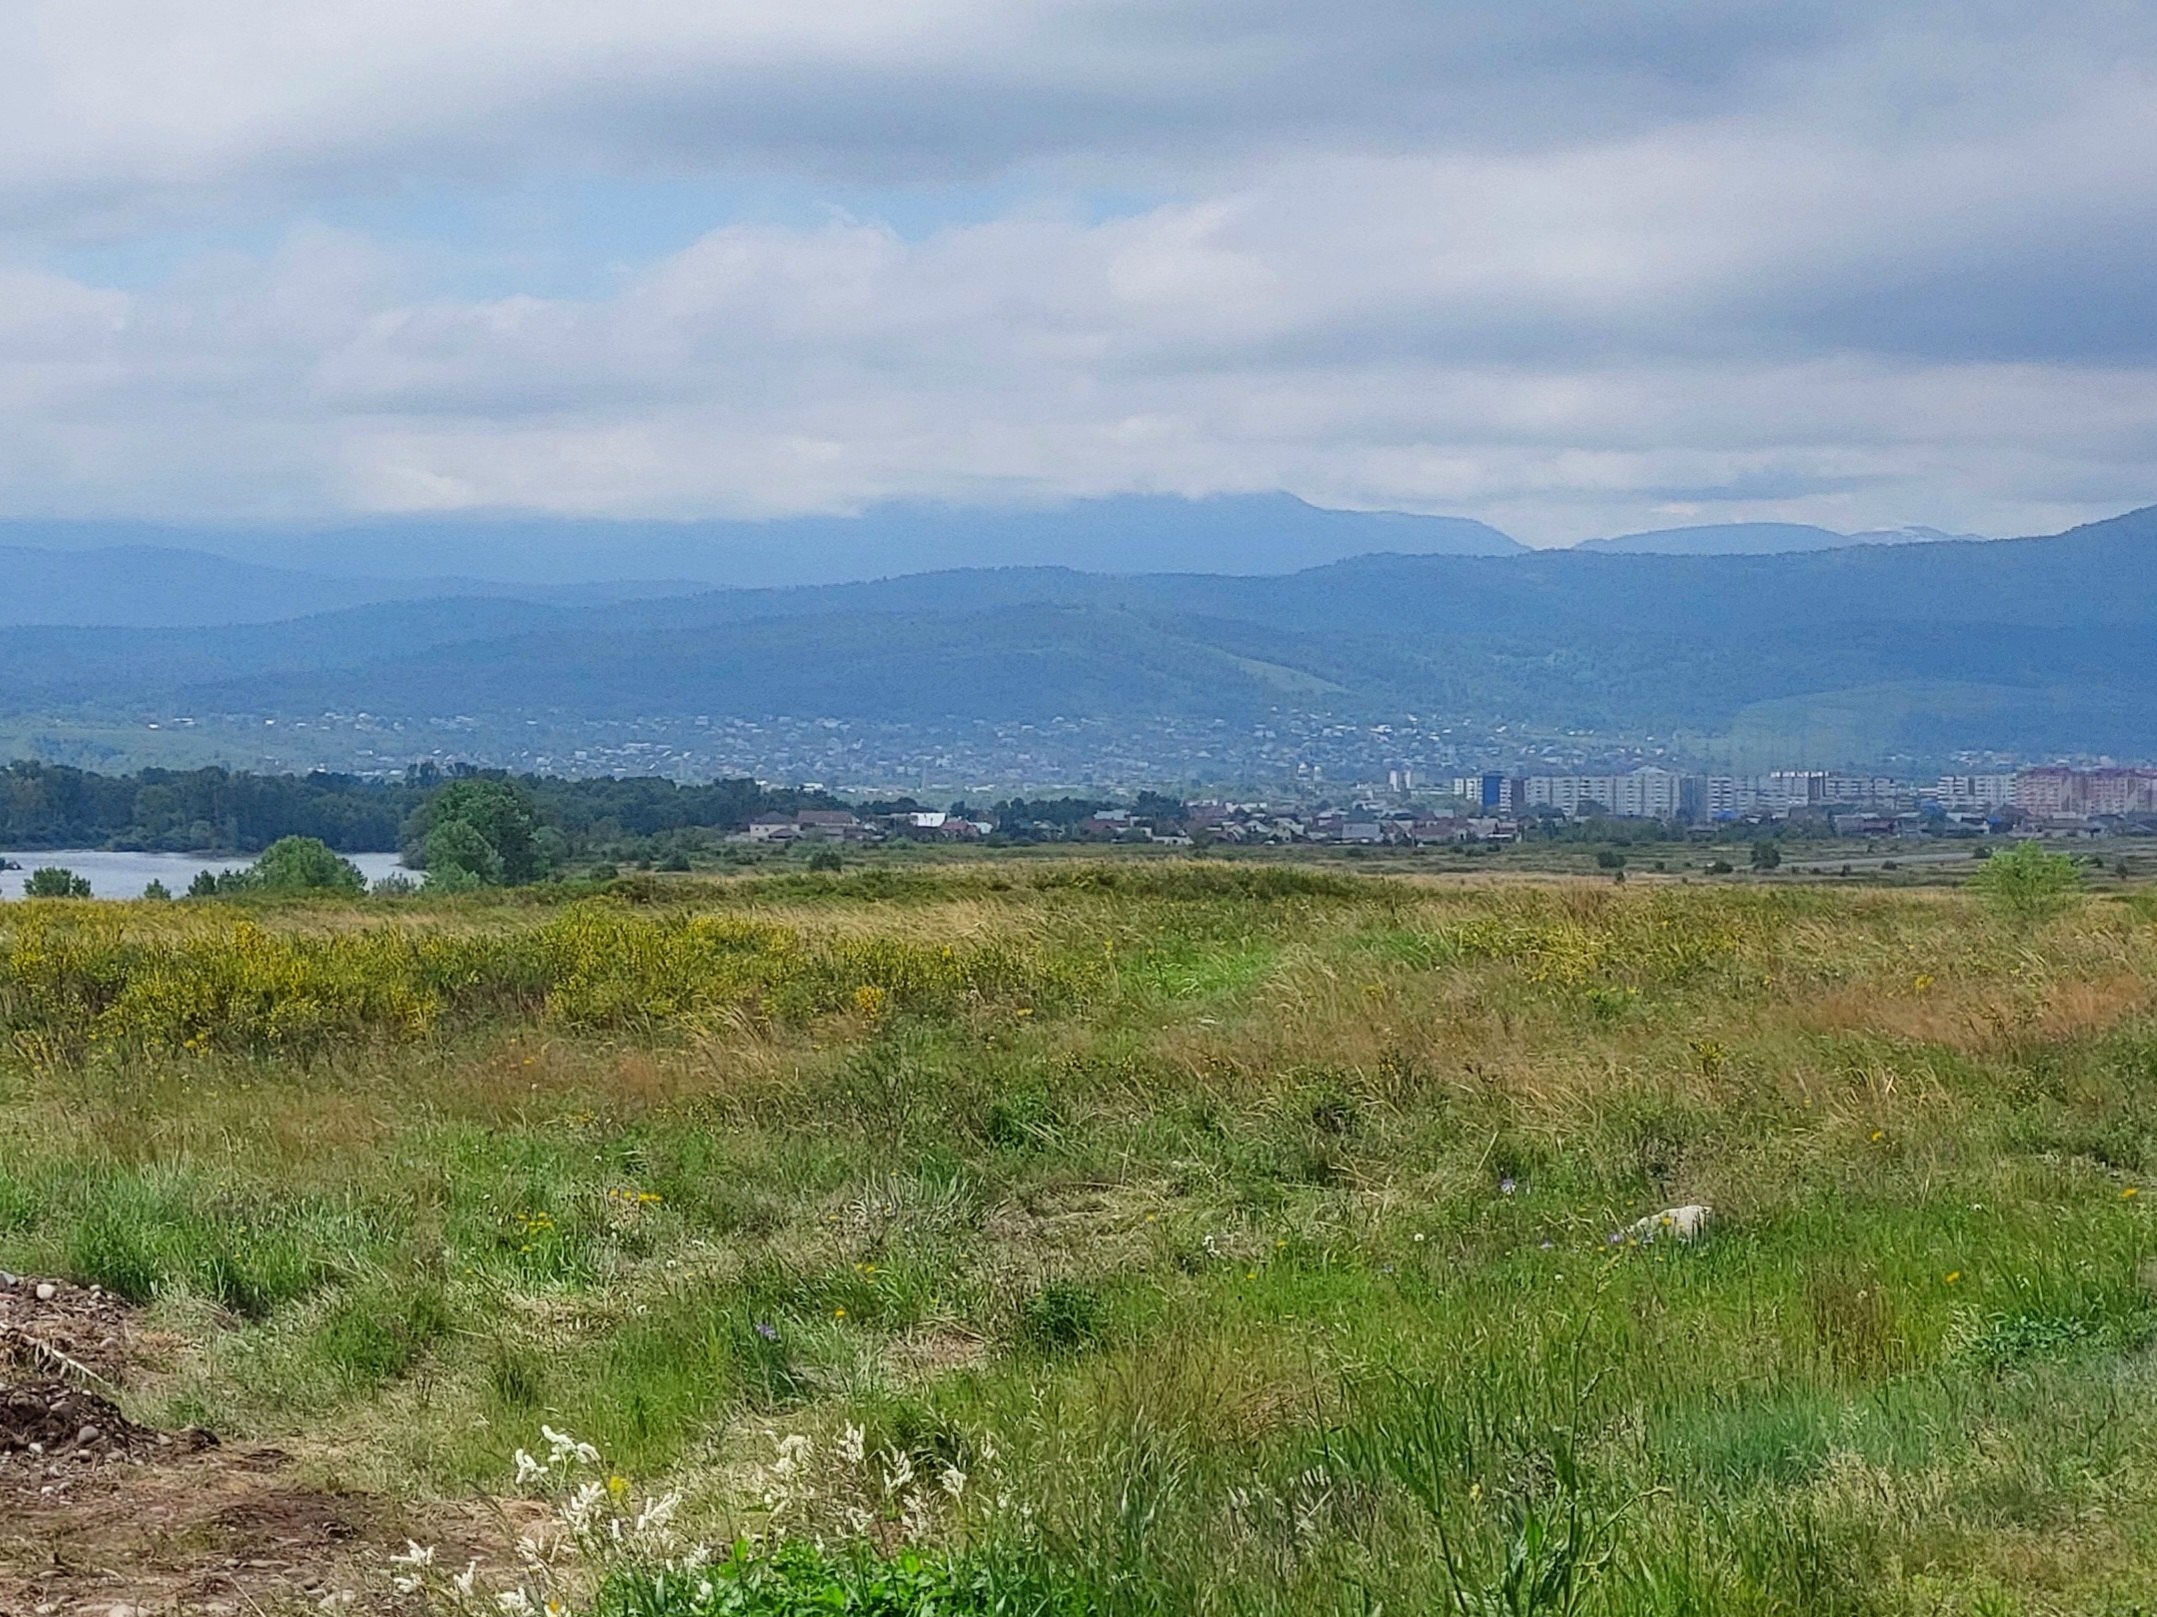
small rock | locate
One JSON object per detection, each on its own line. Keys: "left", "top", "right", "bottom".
{"left": 34, "top": 1280, "right": 58, "bottom": 1302}
{"left": 77, "top": 1424, "right": 102, "bottom": 1447}
{"left": 1623, "top": 1203, "right": 1713, "bottom": 1244}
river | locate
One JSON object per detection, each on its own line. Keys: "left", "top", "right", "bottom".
{"left": 0, "top": 850, "right": 412, "bottom": 900}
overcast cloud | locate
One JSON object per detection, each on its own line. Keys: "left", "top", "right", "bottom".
{"left": 3, "top": 1, "right": 2155, "bottom": 543}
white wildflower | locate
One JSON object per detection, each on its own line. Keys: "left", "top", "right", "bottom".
{"left": 838, "top": 1423, "right": 866, "bottom": 1467}
{"left": 390, "top": 1541, "right": 437, "bottom": 1568}
{"left": 453, "top": 1562, "right": 480, "bottom": 1597}
{"left": 561, "top": 1480, "right": 608, "bottom": 1531}
{"left": 881, "top": 1447, "right": 914, "bottom": 1493}
{"left": 900, "top": 1490, "right": 934, "bottom": 1541}
{"left": 542, "top": 1424, "right": 601, "bottom": 1468}
{"left": 496, "top": 1592, "right": 535, "bottom": 1616}
{"left": 940, "top": 1466, "right": 968, "bottom": 1500}
{"left": 514, "top": 1448, "right": 549, "bottom": 1486}
{"left": 634, "top": 1491, "right": 682, "bottom": 1536}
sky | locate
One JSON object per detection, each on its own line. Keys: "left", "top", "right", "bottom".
{"left": 4, "top": 2, "right": 2157, "bottom": 547}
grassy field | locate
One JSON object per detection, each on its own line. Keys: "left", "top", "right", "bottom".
{"left": 3, "top": 863, "right": 2156, "bottom": 1614}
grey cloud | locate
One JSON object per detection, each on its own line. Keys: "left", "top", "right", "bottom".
{"left": 0, "top": 3, "right": 2155, "bottom": 542}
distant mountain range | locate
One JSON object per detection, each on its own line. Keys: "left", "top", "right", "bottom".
{"left": 0, "top": 498, "right": 2014, "bottom": 628}
{"left": 0, "top": 494, "right": 1520, "bottom": 617}
{"left": 1574, "top": 522, "right": 1983, "bottom": 555}
{"left": 0, "top": 502, "right": 2149, "bottom": 769}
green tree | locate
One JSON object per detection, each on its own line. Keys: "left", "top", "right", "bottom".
{"left": 1969, "top": 838, "right": 2082, "bottom": 922}
{"left": 422, "top": 818, "right": 504, "bottom": 889}
{"left": 250, "top": 835, "right": 367, "bottom": 896}
{"left": 1750, "top": 841, "right": 1782, "bottom": 871}
{"left": 408, "top": 779, "right": 548, "bottom": 885}
{"left": 24, "top": 866, "right": 92, "bottom": 898}
{"left": 141, "top": 878, "right": 173, "bottom": 902}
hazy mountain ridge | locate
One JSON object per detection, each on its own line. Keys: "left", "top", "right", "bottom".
{"left": 1, "top": 504, "right": 2150, "bottom": 766}
{"left": 1574, "top": 521, "right": 1984, "bottom": 555}
{"left": 0, "top": 494, "right": 1523, "bottom": 619}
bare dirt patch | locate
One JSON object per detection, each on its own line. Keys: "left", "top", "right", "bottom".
{"left": 0, "top": 1273, "right": 429, "bottom": 1617}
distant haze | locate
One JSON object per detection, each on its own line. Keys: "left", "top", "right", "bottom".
{"left": 1, "top": 504, "right": 2151, "bottom": 773}
{"left": 0, "top": 496, "right": 1520, "bottom": 607}
{"left": 1574, "top": 523, "right": 1987, "bottom": 557}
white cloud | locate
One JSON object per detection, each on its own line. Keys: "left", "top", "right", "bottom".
{"left": 1, "top": 3, "right": 2155, "bottom": 539}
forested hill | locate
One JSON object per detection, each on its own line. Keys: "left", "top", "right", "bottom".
{"left": 0, "top": 505, "right": 2152, "bottom": 766}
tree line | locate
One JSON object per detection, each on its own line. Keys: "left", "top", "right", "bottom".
{"left": 0, "top": 761, "right": 842, "bottom": 856}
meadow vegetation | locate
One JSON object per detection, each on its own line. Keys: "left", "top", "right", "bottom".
{"left": 3, "top": 862, "right": 2155, "bottom": 1613}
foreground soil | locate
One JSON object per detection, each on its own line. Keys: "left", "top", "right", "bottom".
{"left": 0, "top": 1272, "right": 403, "bottom": 1616}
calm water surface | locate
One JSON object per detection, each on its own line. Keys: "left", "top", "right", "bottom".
{"left": 0, "top": 850, "right": 409, "bottom": 900}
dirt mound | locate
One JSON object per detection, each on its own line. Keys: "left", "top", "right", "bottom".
{"left": 0, "top": 1378, "right": 154, "bottom": 1462}
{"left": 0, "top": 1271, "right": 426, "bottom": 1613}
{"left": 0, "top": 1270, "right": 138, "bottom": 1382}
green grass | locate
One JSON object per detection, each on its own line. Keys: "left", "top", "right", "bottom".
{"left": 4, "top": 864, "right": 2157, "bottom": 1613}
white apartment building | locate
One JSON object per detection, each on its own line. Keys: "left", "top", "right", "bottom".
{"left": 1704, "top": 773, "right": 1819, "bottom": 815}
{"left": 1524, "top": 767, "right": 1687, "bottom": 818}
{"left": 1933, "top": 774, "right": 2016, "bottom": 811}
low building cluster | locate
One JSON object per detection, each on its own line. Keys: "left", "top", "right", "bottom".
{"left": 719, "top": 765, "right": 2156, "bottom": 850}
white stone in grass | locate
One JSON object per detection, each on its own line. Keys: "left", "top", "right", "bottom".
{"left": 1624, "top": 1204, "right": 1712, "bottom": 1244}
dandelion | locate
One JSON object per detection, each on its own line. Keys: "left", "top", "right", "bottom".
{"left": 2125, "top": 1187, "right": 2141, "bottom": 1200}
{"left": 607, "top": 1473, "right": 630, "bottom": 1500}
{"left": 834, "top": 1306, "right": 847, "bottom": 1319}
{"left": 1870, "top": 1130, "right": 1885, "bottom": 1142}
{"left": 1945, "top": 1270, "right": 1963, "bottom": 1284}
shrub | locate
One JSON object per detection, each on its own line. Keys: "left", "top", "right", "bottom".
{"left": 250, "top": 835, "right": 368, "bottom": 896}
{"left": 1969, "top": 838, "right": 2083, "bottom": 922}
{"left": 23, "top": 866, "right": 92, "bottom": 898}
